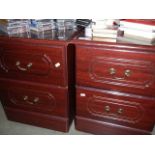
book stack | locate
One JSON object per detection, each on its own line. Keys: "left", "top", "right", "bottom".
{"left": 30, "top": 19, "right": 77, "bottom": 38}
{"left": 76, "top": 19, "right": 91, "bottom": 28}
{"left": 0, "top": 19, "right": 30, "bottom": 35}
{"left": 56, "top": 19, "right": 77, "bottom": 30}
{"left": 91, "top": 19, "right": 119, "bottom": 42}
{"left": 30, "top": 19, "right": 56, "bottom": 32}
{"left": 30, "top": 19, "right": 77, "bottom": 40}
{"left": 118, "top": 19, "right": 155, "bottom": 45}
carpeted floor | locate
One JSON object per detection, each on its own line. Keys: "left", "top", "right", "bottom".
{"left": 0, "top": 102, "right": 154, "bottom": 135}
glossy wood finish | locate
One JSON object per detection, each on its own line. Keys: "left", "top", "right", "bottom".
{"left": 5, "top": 106, "right": 69, "bottom": 132}
{"left": 0, "top": 36, "right": 76, "bottom": 132}
{"left": 76, "top": 86, "right": 155, "bottom": 131}
{"left": 76, "top": 116, "right": 150, "bottom": 135}
{"left": 76, "top": 44, "right": 155, "bottom": 96}
{"left": 0, "top": 41, "right": 67, "bottom": 86}
{"left": 74, "top": 39, "right": 155, "bottom": 134}
{"left": 0, "top": 79, "right": 68, "bottom": 117}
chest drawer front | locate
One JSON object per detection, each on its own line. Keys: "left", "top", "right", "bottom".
{"left": 76, "top": 46, "right": 155, "bottom": 96}
{"left": 1, "top": 81, "right": 68, "bottom": 117}
{"left": 0, "top": 43, "right": 66, "bottom": 86}
{"left": 76, "top": 86, "right": 155, "bottom": 131}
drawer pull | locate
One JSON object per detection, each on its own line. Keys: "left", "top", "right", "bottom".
{"left": 23, "top": 95, "right": 39, "bottom": 104}
{"left": 23, "top": 95, "right": 28, "bottom": 101}
{"left": 104, "top": 105, "right": 110, "bottom": 112}
{"left": 124, "top": 69, "right": 131, "bottom": 77}
{"left": 55, "top": 62, "right": 61, "bottom": 68}
{"left": 27, "top": 62, "right": 33, "bottom": 68}
{"left": 16, "top": 61, "right": 33, "bottom": 71}
{"left": 109, "top": 68, "right": 116, "bottom": 75}
{"left": 117, "top": 108, "right": 123, "bottom": 114}
{"left": 33, "top": 97, "right": 39, "bottom": 103}
{"left": 110, "top": 69, "right": 132, "bottom": 80}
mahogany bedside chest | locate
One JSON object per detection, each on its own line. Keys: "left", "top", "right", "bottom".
{"left": 0, "top": 30, "right": 76, "bottom": 132}
{"left": 74, "top": 39, "right": 155, "bottom": 134}
{"left": 1, "top": 29, "right": 155, "bottom": 134}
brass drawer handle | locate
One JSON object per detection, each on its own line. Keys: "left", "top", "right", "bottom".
{"left": 117, "top": 108, "right": 123, "bottom": 114}
{"left": 27, "top": 62, "right": 33, "bottom": 68}
{"left": 109, "top": 68, "right": 116, "bottom": 75}
{"left": 124, "top": 69, "right": 131, "bottom": 77}
{"left": 104, "top": 105, "right": 110, "bottom": 112}
{"left": 109, "top": 68, "right": 132, "bottom": 80}
{"left": 16, "top": 61, "right": 33, "bottom": 71}
{"left": 23, "top": 95, "right": 28, "bottom": 101}
{"left": 23, "top": 95, "right": 39, "bottom": 105}
{"left": 33, "top": 97, "right": 39, "bottom": 103}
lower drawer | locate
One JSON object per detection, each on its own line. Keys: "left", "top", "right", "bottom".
{"left": 0, "top": 80, "right": 69, "bottom": 117}
{"left": 76, "top": 86, "right": 155, "bottom": 132}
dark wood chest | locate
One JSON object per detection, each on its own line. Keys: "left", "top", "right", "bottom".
{"left": 74, "top": 40, "right": 155, "bottom": 134}
{"left": 0, "top": 37, "right": 75, "bottom": 132}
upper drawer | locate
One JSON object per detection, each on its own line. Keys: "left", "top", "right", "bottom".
{"left": 76, "top": 45, "right": 155, "bottom": 96}
{"left": 0, "top": 80, "right": 68, "bottom": 117}
{"left": 0, "top": 43, "right": 67, "bottom": 86}
{"left": 76, "top": 86, "right": 155, "bottom": 131}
